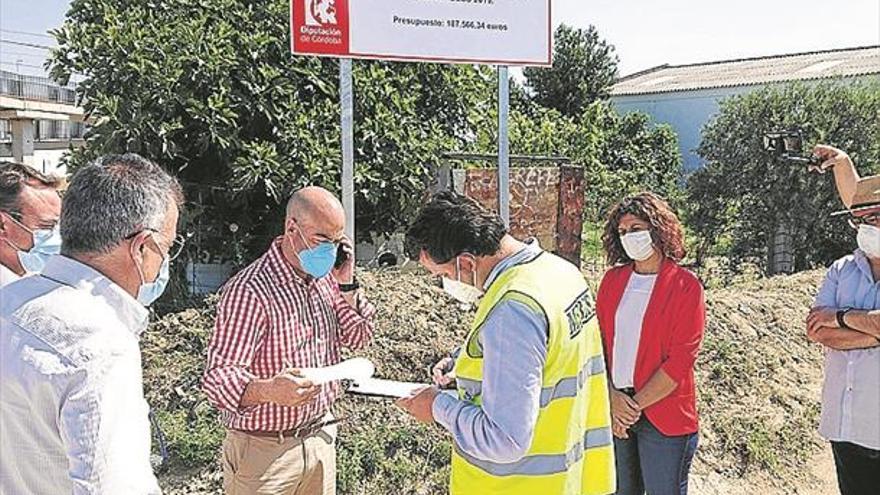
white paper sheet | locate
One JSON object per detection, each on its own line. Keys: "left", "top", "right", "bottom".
{"left": 299, "top": 357, "right": 375, "bottom": 385}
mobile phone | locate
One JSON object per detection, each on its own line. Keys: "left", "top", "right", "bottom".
{"left": 334, "top": 244, "right": 348, "bottom": 269}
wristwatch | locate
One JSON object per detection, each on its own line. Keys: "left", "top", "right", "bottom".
{"left": 339, "top": 277, "right": 360, "bottom": 293}
{"left": 836, "top": 308, "right": 853, "bottom": 330}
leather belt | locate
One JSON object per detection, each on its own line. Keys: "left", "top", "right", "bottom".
{"left": 234, "top": 416, "right": 345, "bottom": 443}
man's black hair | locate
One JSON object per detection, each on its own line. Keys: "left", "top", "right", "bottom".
{"left": 405, "top": 190, "right": 507, "bottom": 264}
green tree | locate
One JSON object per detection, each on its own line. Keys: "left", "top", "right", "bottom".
{"left": 49, "top": 0, "right": 492, "bottom": 259}
{"left": 686, "top": 81, "right": 880, "bottom": 273}
{"left": 523, "top": 24, "right": 619, "bottom": 117}
{"left": 585, "top": 105, "right": 683, "bottom": 216}
{"left": 468, "top": 99, "right": 682, "bottom": 216}
{"left": 48, "top": 0, "right": 679, "bottom": 267}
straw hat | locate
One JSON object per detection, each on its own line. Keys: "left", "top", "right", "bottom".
{"left": 832, "top": 175, "right": 880, "bottom": 216}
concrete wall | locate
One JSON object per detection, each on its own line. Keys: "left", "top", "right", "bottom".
{"left": 0, "top": 146, "right": 71, "bottom": 175}
{"left": 30, "top": 148, "right": 70, "bottom": 175}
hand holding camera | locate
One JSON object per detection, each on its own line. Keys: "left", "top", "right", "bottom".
{"left": 811, "top": 145, "right": 852, "bottom": 174}
{"left": 762, "top": 131, "right": 856, "bottom": 177}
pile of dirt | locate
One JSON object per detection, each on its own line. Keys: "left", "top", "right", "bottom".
{"left": 690, "top": 270, "right": 828, "bottom": 492}
{"left": 146, "top": 267, "right": 831, "bottom": 494}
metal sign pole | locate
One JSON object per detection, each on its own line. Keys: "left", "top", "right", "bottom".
{"left": 340, "top": 58, "right": 355, "bottom": 242}
{"left": 497, "top": 65, "right": 510, "bottom": 228}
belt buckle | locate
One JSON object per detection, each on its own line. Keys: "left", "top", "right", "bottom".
{"left": 299, "top": 416, "right": 345, "bottom": 439}
{"left": 296, "top": 425, "right": 313, "bottom": 439}
{"left": 293, "top": 420, "right": 320, "bottom": 439}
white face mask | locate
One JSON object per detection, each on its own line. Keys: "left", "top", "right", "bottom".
{"left": 620, "top": 230, "right": 655, "bottom": 262}
{"left": 442, "top": 256, "right": 483, "bottom": 305}
{"left": 857, "top": 225, "right": 880, "bottom": 258}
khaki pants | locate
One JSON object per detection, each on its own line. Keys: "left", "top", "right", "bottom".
{"left": 222, "top": 424, "right": 337, "bottom": 495}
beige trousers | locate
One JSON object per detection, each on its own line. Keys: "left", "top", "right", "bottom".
{"left": 222, "top": 424, "right": 337, "bottom": 495}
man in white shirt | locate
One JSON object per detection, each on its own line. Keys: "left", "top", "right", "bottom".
{"left": 0, "top": 154, "right": 185, "bottom": 494}
{"left": 0, "top": 161, "right": 63, "bottom": 288}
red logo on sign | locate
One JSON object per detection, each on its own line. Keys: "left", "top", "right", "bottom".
{"left": 291, "top": 0, "right": 350, "bottom": 56}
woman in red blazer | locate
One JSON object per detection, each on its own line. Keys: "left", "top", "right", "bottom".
{"left": 596, "top": 192, "right": 705, "bottom": 495}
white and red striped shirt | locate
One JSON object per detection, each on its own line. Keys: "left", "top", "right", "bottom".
{"left": 202, "top": 238, "right": 375, "bottom": 432}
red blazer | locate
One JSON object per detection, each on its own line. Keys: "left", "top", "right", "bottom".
{"left": 596, "top": 259, "right": 705, "bottom": 436}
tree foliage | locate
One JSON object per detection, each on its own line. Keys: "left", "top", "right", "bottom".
{"left": 50, "top": 0, "right": 493, "bottom": 256}
{"left": 49, "top": 1, "right": 679, "bottom": 262}
{"left": 523, "top": 24, "right": 619, "bottom": 117}
{"left": 686, "top": 81, "right": 880, "bottom": 272}
{"left": 469, "top": 98, "right": 683, "bottom": 217}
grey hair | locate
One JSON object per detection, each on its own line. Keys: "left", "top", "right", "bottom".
{"left": 60, "top": 153, "right": 184, "bottom": 255}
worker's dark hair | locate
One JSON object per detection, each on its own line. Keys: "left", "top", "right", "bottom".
{"left": 405, "top": 190, "right": 507, "bottom": 264}
{"left": 0, "top": 162, "right": 62, "bottom": 214}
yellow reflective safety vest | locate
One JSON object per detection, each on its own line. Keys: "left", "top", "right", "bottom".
{"left": 450, "top": 251, "right": 615, "bottom": 495}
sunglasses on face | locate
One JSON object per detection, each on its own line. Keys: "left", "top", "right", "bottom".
{"left": 848, "top": 213, "right": 880, "bottom": 229}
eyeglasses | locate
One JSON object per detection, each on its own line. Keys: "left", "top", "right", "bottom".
{"left": 1, "top": 209, "right": 22, "bottom": 221}
{"left": 125, "top": 229, "right": 190, "bottom": 261}
{"left": 1, "top": 209, "right": 58, "bottom": 231}
{"left": 847, "top": 213, "right": 880, "bottom": 230}
{"left": 168, "top": 233, "right": 190, "bottom": 261}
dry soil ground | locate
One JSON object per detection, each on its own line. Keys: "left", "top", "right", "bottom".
{"left": 147, "top": 267, "right": 838, "bottom": 494}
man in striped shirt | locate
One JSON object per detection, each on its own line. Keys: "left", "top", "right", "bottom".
{"left": 202, "top": 186, "right": 375, "bottom": 495}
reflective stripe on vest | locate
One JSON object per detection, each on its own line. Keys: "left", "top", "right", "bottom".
{"left": 539, "top": 354, "right": 606, "bottom": 408}
{"left": 454, "top": 354, "right": 606, "bottom": 407}
{"left": 453, "top": 426, "right": 613, "bottom": 477}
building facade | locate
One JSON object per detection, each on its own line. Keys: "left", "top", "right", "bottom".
{"left": 0, "top": 70, "right": 86, "bottom": 175}
{"left": 610, "top": 46, "right": 880, "bottom": 172}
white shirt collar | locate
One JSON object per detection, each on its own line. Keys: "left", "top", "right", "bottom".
{"left": 0, "top": 262, "right": 21, "bottom": 289}
{"left": 39, "top": 255, "right": 149, "bottom": 336}
{"left": 853, "top": 249, "right": 878, "bottom": 283}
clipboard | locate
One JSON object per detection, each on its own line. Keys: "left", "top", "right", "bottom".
{"left": 348, "top": 378, "right": 458, "bottom": 399}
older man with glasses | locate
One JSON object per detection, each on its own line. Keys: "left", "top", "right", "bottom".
{"left": 0, "top": 162, "right": 63, "bottom": 288}
{"left": 806, "top": 173, "right": 880, "bottom": 495}
{"left": 0, "top": 154, "right": 185, "bottom": 494}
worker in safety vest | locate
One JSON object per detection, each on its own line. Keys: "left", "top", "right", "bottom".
{"left": 396, "top": 191, "right": 615, "bottom": 495}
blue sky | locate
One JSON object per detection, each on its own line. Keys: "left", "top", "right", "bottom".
{"left": 2, "top": 0, "right": 878, "bottom": 77}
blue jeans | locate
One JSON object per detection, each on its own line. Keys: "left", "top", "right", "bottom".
{"left": 613, "top": 416, "right": 698, "bottom": 495}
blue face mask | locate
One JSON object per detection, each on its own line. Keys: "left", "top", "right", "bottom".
{"left": 137, "top": 255, "right": 170, "bottom": 306}
{"left": 293, "top": 227, "right": 336, "bottom": 279}
{"left": 8, "top": 217, "right": 62, "bottom": 273}
{"left": 134, "top": 232, "right": 171, "bottom": 306}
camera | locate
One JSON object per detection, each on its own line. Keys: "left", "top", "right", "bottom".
{"left": 763, "top": 130, "right": 822, "bottom": 167}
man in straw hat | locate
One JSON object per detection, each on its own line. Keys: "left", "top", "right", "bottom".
{"left": 805, "top": 155, "right": 880, "bottom": 495}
